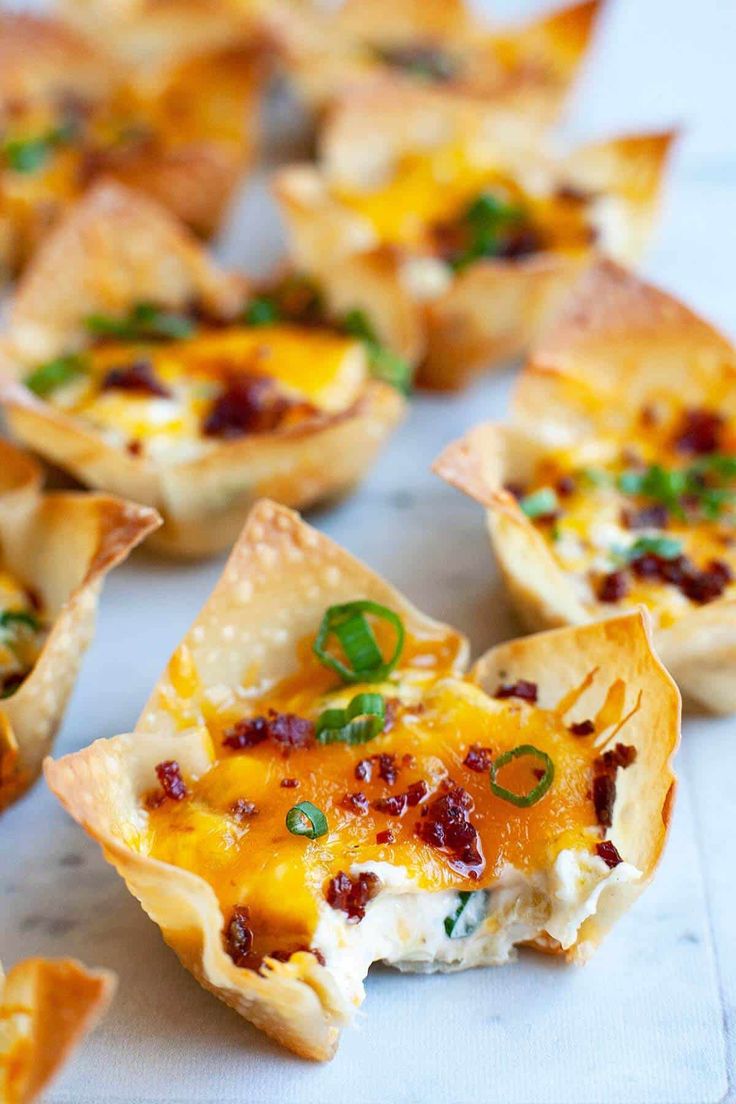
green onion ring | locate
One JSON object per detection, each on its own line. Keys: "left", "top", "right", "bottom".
{"left": 285, "top": 801, "right": 328, "bottom": 839}
{"left": 316, "top": 692, "right": 386, "bottom": 745}
{"left": 489, "top": 744, "right": 555, "bottom": 808}
{"left": 313, "top": 601, "right": 405, "bottom": 683}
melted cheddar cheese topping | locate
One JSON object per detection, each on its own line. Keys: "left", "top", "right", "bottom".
{"left": 143, "top": 620, "right": 619, "bottom": 965}
{"left": 519, "top": 405, "right": 736, "bottom": 628}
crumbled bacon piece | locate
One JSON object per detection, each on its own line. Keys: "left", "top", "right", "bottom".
{"left": 596, "top": 840, "right": 623, "bottom": 868}
{"left": 463, "top": 745, "right": 493, "bottom": 772}
{"left": 267, "top": 945, "right": 326, "bottom": 966}
{"left": 203, "top": 374, "right": 305, "bottom": 438}
{"left": 341, "top": 791, "right": 369, "bottom": 814}
{"left": 592, "top": 773, "right": 616, "bottom": 828}
{"left": 415, "top": 785, "right": 484, "bottom": 876}
{"left": 229, "top": 798, "right": 258, "bottom": 820}
{"left": 374, "top": 793, "right": 409, "bottom": 817}
{"left": 629, "top": 552, "right": 732, "bottom": 605}
{"left": 326, "top": 871, "right": 380, "bottom": 922}
{"left": 126, "top": 439, "right": 143, "bottom": 457}
{"left": 569, "top": 720, "right": 595, "bottom": 737}
{"left": 101, "top": 360, "right": 171, "bottom": 398}
{"left": 555, "top": 183, "right": 595, "bottom": 204}
{"left": 223, "top": 710, "right": 314, "bottom": 753}
{"left": 376, "top": 829, "right": 395, "bottom": 844}
{"left": 355, "top": 758, "right": 372, "bottom": 782}
{"left": 673, "top": 408, "right": 723, "bottom": 455}
{"left": 223, "top": 906, "right": 254, "bottom": 967}
{"left": 597, "top": 570, "right": 630, "bottom": 603}
{"left": 555, "top": 475, "right": 576, "bottom": 497}
{"left": 154, "top": 760, "right": 188, "bottom": 801}
{"left": 494, "top": 679, "right": 538, "bottom": 703}
{"left": 376, "top": 753, "right": 398, "bottom": 785}
{"left": 280, "top": 778, "right": 299, "bottom": 788}
{"left": 595, "top": 743, "right": 637, "bottom": 772}
{"left": 503, "top": 481, "right": 525, "bottom": 500}
{"left": 405, "top": 780, "right": 429, "bottom": 807}
{"left": 621, "top": 503, "right": 669, "bottom": 531}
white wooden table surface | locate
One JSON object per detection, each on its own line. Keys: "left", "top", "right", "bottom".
{"left": 2, "top": 1, "right": 735, "bottom": 1101}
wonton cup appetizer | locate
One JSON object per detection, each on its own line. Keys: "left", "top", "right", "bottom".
{"left": 0, "top": 957, "right": 114, "bottom": 1104}
{"left": 0, "top": 439, "right": 159, "bottom": 812}
{"left": 0, "top": 182, "right": 407, "bottom": 559}
{"left": 276, "top": 91, "right": 675, "bottom": 390}
{"left": 46, "top": 500, "right": 679, "bottom": 1060}
{"left": 435, "top": 261, "right": 736, "bottom": 713}
{"left": 266, "top": 0, "right": 603, "bottom": 128}
{"left": 0, "top": 13, "right": 263, "bottom": 282}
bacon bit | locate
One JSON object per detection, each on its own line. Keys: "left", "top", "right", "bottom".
{"left": 630, "top": 552, "right": 733, "bottom": 604}
{"left": 326, "top": 871, "right": 380, "bottom": 922}
{"left": 203, "top": 374, "right": 310, "bottom": 438}
{"left": 280, "top": 778, "right": 299, "bottom": 789}
{"left": 223, "top": 905, "right": 254, "bottom": 967}
{"left": 267, "top": 945, "right": 326, "bottom": 966}
{"left": 597, "top": 570, "right": 630, "bottom": 603}
{"left": 355, "top": 758, "right": 372, "bottom": 782}
{"left": 494, "top": 679, "right": 538, "bottom": 703}
{"left": 592, "top": 773, "right": 616, "bottom": 828}
{"left": 401, "top": 752, "right": 417, "bottom": 768}
{"left": 405, "top": 780, "right": 429, "bottom": 807}
{"left": 498, "top": 226, "right": 545, "bottom": 260}
{"left": 555, "top": 475, "right": 576, "bottom": 498}
{"left": 154, "top": 760, "right": 188, "bottom": 801}
{"left": 223, "top": 710, "right": 314, "bottom": 753}
{"left": 503, "top": 481, "right": 525, "bottom": 501}
{"left": 376, "top": 829, "right": 395, "bottom": 844}
{"left": 640, "top": 404, "right": 659, "bottom": 428}
{"left": 101, "top": 360, "right": 171, "bottom": 398}
{"left": 569, "top": 719, "right": 595, "bottom": 737}
{"left": 596, "top": 840, "right": 623, "bottom": 868}
{"left": 374, "top": 793, "right": 409, "bottom": 817}
{"left": 621, "top": 503, "right": 669, "bottom": 530}
{"left": 415, "top": 784, "right": 484, "bottom": 876}
{"left": 376, "top": 753, "right": 398, "bottom": 785}
{"left": 341, "top": 791, "right": 369, "bottom": 814}
{"left": 230, "top": 798, "right": 258, "bottom": 820}
{"left": 126, "top": 439, "right": 143, "bottom": 457}
{"left": 673, "top": 408, "right": 723, "bottom": 455}
{"left": 463, "top": 745, "right": 493, "bottom": 772}
{"left": 555, "top": 183, "right": 594, "bottom": 204}
{"left": 595, "top": 743, "right": 637, "bottom": 772}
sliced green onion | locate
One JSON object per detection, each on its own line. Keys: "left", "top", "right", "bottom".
{"left": 340, "top": 309, "right": 412, "bottom": 394}
{"left": 490, "top": 744, "right": 555, "bottom": 808}
{"left": 0, "top": 610, "right": 40, "bottom": 634}
{"left": 25, "top": 354, "right": 87, "bottom": 397}
{"left": 316, "top": 692, "right": 386, "bottom": 745}
{"left": 451, "top": 191, "right": 526, "bottom": 272}
{"left": 244, "top": 296, "right": 281, "bottom": 326}
{"left": 4, "top": 137, "right": 52, "bottom": 173}
{"left": 624, "top": 536, "right": 683, "bottom": 561}
{"left": 519, "top": 487, "right": 558, "bottom": 519}
{"left": 86, "top": 302, "right": 195, "bottom": 342}
{"left": 285, "top": 800, "right": 328, "bottom": 839}
{"left": 313, "top": 601, "right": 405, "bottom": 684}
{"left": 578, "top": 467, "right": 611, "bottom": 488}
{"left": 444, "top": 890, "right": 488, "bottom": 939}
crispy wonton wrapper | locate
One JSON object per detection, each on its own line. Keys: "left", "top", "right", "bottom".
{"left": 0, "top": 182, "right": 405, "bottom": 559}
{"left": 46, "top": 500, "right": 679, "bottom": 1060}
{"left": 0, "top": 439, "right": 159, "bottom": 811}
{"left": 266, "top": 0, "right": 603, "bottom": 127}
{"left": 275, "top": 93, "right": 675, "bottom": 390}
{"left": 435, "top": 259, "right": 736, "bottom": 712}
{"left": 0, "top": 957, "right": 114, "bottom": 1104}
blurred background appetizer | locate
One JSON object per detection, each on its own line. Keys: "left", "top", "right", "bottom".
{"left": 0, "top": 438, "right": 159, "bottom": 812}
{"left": 46, "top": 501, "right": 679, "bottom": 1060}
{"left": 436, "top": 261, "right": 736, "bottom": 713}
{"left": 0, "top": 183, "right": 408, "bottom": 558}
{"left": 276, "top": 89, "right": 674, "bottom": 389}
{"left": 0, "top": 11, "right": 264, "bottom": 284}
{"left": 0, "top": 956, "right": 114, "bottom": 1104}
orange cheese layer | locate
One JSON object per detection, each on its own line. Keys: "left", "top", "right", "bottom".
{"left": 144, "top": 628, "right": 605, "bottom": 959}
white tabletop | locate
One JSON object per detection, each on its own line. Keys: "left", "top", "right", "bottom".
{"left": 2, "top": 1, "right": 735, "bottom": 1101}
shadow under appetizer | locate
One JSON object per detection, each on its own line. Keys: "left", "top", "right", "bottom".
{"left": 0, "top": 182, "right": 409, "bottom": 558}
{"left": 46, "top": 500, "right": 679, "bottom": 1060}
{"left": 0, "top": 439, "right": 159, "bottom": 812}
{"left": 0, "top": 12, "right": 263, "bottom": 283}
{"left": 266, "top": 0, "right": 603, "bottom": 130}
{"left": 276, "top": 88, "right": 674, "bottom": 389}
{"left": 0, "top": 956, "right": 114, "bottom": 1104}
{"left": 436, "top": 260, "right": 736, "bottom": 713}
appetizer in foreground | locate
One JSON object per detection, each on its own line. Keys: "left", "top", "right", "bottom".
{"left": 436, "top": 261, "right": 736, "bottom": 712}
{"left": 0, "top": 12, "right": 263, "bottom": 282}
{"left": 0, "top": 957, "right": 114, "bottom": 1104}
{"left": 276, "top": 91, "right": 674, "bottom": 389}
{"left": 0, "top": 439, "right": 158, "bottom": 811}
{"left": 267, "top": 0, "right": 602, "bottom": 128}
{"left": 46, "top": 500, "right": 679, "bottom": 1060}
{"left": 0, "top": 183, "right": 407, "bottom": 558}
